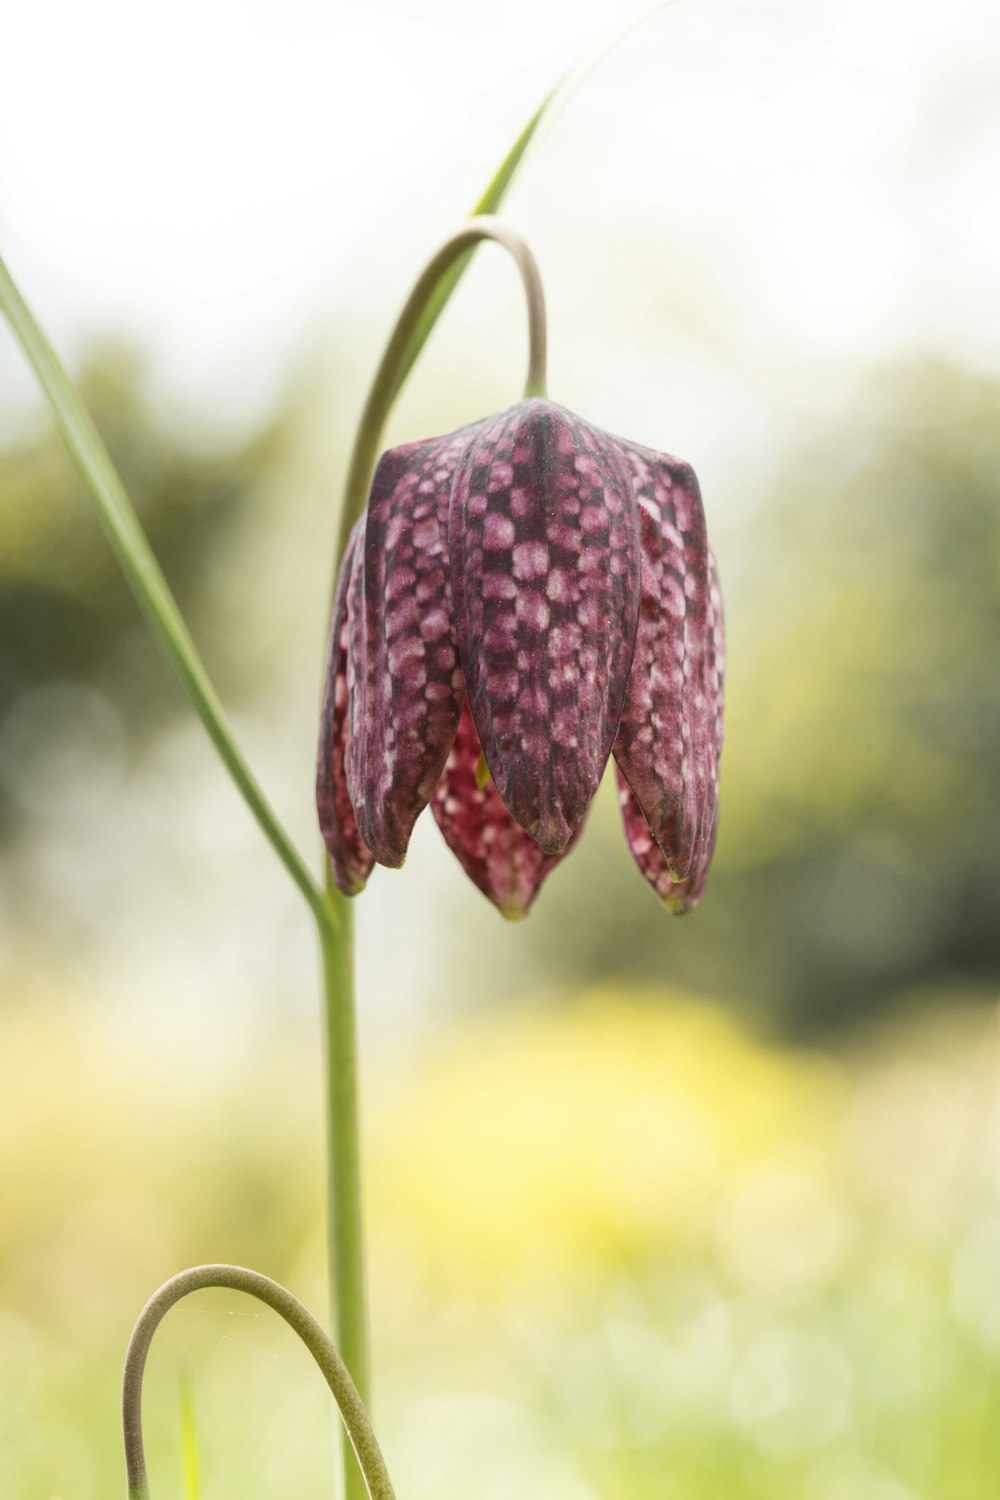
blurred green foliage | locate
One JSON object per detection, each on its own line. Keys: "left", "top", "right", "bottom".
{"left": 2, "top": 991, "right": 998, "bottom": 1499}
{"left": 1, "top": 352, "right": 997, "bottom": 1034}
{"left": 0, "top": 343, "right": 285, "bottom": 833}
{"left": 1, "top": 344, "right": 998, "bottom": 1496}
{"left": 521, "top": 362, "right": 1000, "bottom": 1036}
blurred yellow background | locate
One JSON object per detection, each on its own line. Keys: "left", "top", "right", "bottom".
{"left": 1, "top": 0, "right": 998, "bottom": 1496}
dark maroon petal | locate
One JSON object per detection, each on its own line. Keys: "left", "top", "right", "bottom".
{"left": 697, "top": 548, "right": 725, "bottom": 865}
{"left": 616, "top": 767, "right": 714, "bottom": 913}
{"left": 432, "top": 703, "right": 577, "bottom": 918}
{"left": 612, "top": 442, "right": 720, "bottom": 881}
{"left": 448, "top": 399, "right": 640, "bottom": 856}
{"left": 345, "top": 429, "right": 471, "bottom": 867}
{"left": 316, "top": 520, "right": 375, "bottom": 895}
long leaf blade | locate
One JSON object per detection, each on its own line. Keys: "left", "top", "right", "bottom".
{"left": 0, "top": 252, "right": 326, "bottom": 924}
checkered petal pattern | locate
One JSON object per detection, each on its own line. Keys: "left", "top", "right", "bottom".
{"left": 317, "top": 399, "right": 724, "bottom": 917}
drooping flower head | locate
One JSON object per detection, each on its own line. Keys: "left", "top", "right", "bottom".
{"left": 317, "top": 398, "right": 724, "bottom": 918}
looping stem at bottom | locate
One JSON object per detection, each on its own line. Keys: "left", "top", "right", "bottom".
{"left": 121, "top": 1264, "right": 397, "bottom": 1500}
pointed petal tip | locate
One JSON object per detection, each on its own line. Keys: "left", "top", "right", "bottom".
{"left": 528, "top": 809, "right": 576, "bottom": 859}
{"left": 664, "top": 883, "right": 700, "bottom": 916}
{"left": 432, "top": 704, "right": 575, "bottom": 918}
{"left": 377, "top": 846, "right": 407, "bottom": 872}
{"left": 324, "top": 849, "right": 369, "bottom": 899}
{"left": 615, "top": 765, "right": 715, "bottom": 914}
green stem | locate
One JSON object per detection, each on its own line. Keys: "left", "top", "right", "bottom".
{"left": 318, "top": 27, "right": 679, "bottom": 1406}
{"left": 335, "top": 215, "right": 547, "bottom": 567}
{"left": 4, "top": 20, "right": 678, "bottom": 1500}
{"left": 319, "top": 875, "right": 370, "bottom": 1500}
{"left": 121, "top": 1264, "right": 396, "bottom": 1500}
{"left": 319, "top": 217, "right": 548, "bottom": 1497}
{"left": 0, "top": 251, "right": 326, "bottom": 928}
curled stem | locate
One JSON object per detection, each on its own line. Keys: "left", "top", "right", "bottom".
{"left": 121, "top": 1264, "right": 397, "bottom": 1500}
{"left": 335, "top": 216, "right": 547, "bottom": 569}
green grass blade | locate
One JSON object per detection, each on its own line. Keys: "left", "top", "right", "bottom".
{"left": 0, "top": 251, "right": 329, "bottom": 928}
{"left": 178, "top": 1366, "right": 201, "bottom": 1500}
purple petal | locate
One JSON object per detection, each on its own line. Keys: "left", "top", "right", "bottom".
{"left": 700, "top": 549, "right": 725, "bottom": 860}
{"left": 449, "top": 399, "right": 640, "bottom": 855}
{"left": 345, "top": 429, "right": 470, "bottom": 867}
{"left": 316, "top": 520, "right": 375, "bottom": 895}
{"left": 432, "top": 703, "right": 577, "bottom": 918}
{"left": 612, "top": 443, "right": 722, "bottom": 881}
{"left": 616, "top": 767, "right": 715, "bottom": 914}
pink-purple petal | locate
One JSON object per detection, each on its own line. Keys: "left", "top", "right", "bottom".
{"left": 316, "top": 520, "right": 375, "bottom": 895}
{"left": 616, "top": 768, "right": 713, "bottom": 913}
{"left": 432, "top": 704, "right": 576, "bottom": 918}
{"left": 449, "top": 399, "right": 640, "bottom": 855}
{"left": 612, "top": 442, "right": 717, "bottom": 881}
{"left": 694, "top": 548, "right": 726, "bottom": 869}
{"left": 345, "top": 430, "right": 470, "bottom": 867}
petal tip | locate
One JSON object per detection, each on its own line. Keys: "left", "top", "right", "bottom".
{"left": 432, "top": 704, "right": 575, "bottom": 919}
{"left": 326, "top": 853, "right": 370, "bottom": 899}
{"left": 664, "top": 887, "right": 697, "bottom": 916}
{"left": 531, "top": 815, "right": 576, "bottom": 859}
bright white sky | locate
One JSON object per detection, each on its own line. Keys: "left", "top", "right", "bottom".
{"left": 1, "top": 0, "right": 998, "bottom": 432}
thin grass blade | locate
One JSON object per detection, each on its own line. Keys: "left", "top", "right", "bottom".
{"left": 178, "top": 1366, "right": 201, "bottom": 1500}
{"left": 0, "top": 252, "right": 326, "bottom": 925}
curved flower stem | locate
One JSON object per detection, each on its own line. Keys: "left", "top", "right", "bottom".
{"left": 334, "top": 216, "right": 547, "bottom": 568}
{"left": 0, "top": 251, "right": 326, "bottom": 929}
{"left": 335, "top": 2, "right": 677, "bottom": 572}
{"left": 121, "top": 1264, "right": 396, "bottom": 1500}
{"left": 392, "top": 1, "right": 677, "bottom": 406}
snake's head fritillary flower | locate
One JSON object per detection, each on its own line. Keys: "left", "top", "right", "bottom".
{"left": 317, "top": 398, "right": 724, "bottom": 918}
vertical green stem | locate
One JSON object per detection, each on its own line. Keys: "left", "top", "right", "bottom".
{"left": 320, "top": 219, "right": 547, "bottom": 1498}
{"left": 318, "top": 883, "right": 369, "bottom": 1500}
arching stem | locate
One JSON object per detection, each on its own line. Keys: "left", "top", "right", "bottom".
{"left": 334, "top": 215, "right": 548, "bottom": 572}
{"left": 0, "top": 251, "right": 326, "bottom": 927}
{"left": 122, "top": 1265, "right": 397, "bottom": 1500}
